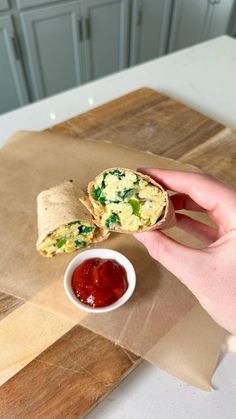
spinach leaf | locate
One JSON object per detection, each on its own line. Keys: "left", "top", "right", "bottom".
{"left": 118, "top": 188, "right": 137, "bottom": 200}
{"left": 128, "top": 199, "right": 141, "bottom": 216}
{"left": 56, "top": 238, "right": 67, "bottom": 248}
{"left": 75, "top": 239, "right": 86, "bottom": 247}
{"left": 93, "top": 186, "right": 102, "bottom": 201}
{"left": 99, "top": 196, "right": 106, "bottom": 206}
{"left": 134, "top": 176, "right": 141, "bottom": 185}
{"left": 105, "top": 213, "right": 120, "bottom": 228}
{"left": 101, "top": 172, "right": 108, "bottom": 188}
{"left": 80, "top": 226, "right": 93, "bottom": 235}
{"left": 109, "top": 169, "right": 125, "bottom": 179}
{"left": 93, "top": 186, "right": 107, "bottom": 206}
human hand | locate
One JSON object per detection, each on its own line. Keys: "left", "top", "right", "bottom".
{"left": 134, "top": 169, "right": 236, "bottom": 335}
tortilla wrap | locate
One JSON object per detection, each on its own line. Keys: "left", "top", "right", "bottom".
{"left": 36, "top": 180, "right": 109, "bottom": 257}
{"left": 80, "top": 168, "right": 175, "bottom": 233}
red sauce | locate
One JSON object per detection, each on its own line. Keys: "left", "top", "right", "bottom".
{"left": 71, "top": 258, "right": 128, "bottom": 308}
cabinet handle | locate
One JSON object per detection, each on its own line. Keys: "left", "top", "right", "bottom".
{"left": 10, "top": 32, "right": 22, "bottom": 61}
{"left": 85, "top": 15, "right": 90, "bottom": 40}
{"left": 78, "top": 17, "right": 83, "bottom": 41}
{"left": 137, "top": 0, "right": 143, "bottom": 26}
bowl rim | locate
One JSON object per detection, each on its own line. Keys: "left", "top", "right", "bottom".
{"left": 64, "top": 248, "right": 136, "bottom": 314}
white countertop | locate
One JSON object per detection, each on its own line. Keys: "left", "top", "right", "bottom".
{"left": 1, "top": 35, "right": 236, "bottom": 418}
{"left": 0, "top": 35, "right": 236, "bottom": 147}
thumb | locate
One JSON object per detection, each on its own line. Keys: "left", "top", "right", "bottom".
{"left": 134, "top": 230, "right": 209, "bottom": 294}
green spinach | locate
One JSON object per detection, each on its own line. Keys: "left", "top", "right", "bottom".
{"left": 75, "top": 239, "right": 86, "bottom": 247}
{"left": 118, "top": 188, "right": 137, "bottom": 200}
{"left": 93, "top": 186, "right": 106, "bottom": 206}
{"left": 80, "top": 226, "right": 93, "bottom": 235}
{"left": 109, "top": 169, "right": 125, "bottom": 179}
{"left": 105, "top": 213, "right": 120, "bottom": 228}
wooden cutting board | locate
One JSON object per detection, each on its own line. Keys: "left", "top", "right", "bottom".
{"left": 1, "top": 88, "right": 236, "bottom": 418}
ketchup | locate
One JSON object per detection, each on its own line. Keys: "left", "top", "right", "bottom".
{"left": 71, "top": 258, "right": 128, "bottom": 308}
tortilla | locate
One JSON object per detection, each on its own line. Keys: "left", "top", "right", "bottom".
{"left": 36, "top": 180, "right": 109, "bottom": 257}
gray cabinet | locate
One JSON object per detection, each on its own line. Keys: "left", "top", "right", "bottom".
{"left": 168, "top": 0, "right": 234, "bottom": 52}
{"left": 0, "top": 0, "right": 234, "bottom": 115}
{"left": 0, "top": 15, "right": 29, "bottom": 114}
{"left": 0, "top": 1, "right": 10, "bottom": 12}
{"left": 81, "top": 0, "right": 130, "bottom": 81}
{"left": 20, "top": 1, "right": 83, "bottom": 100}
{"left": 208, "top": 0, "right": 234, "bottom": 38}
{"left": 17, "top": 0, "right": 62, "bottom": 8}
{"left": 130, "top": 0, "right": 172, "bottom": 66}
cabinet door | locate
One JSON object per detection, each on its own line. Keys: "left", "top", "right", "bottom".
{"left": 0, "top": 15, "right": 29, "bottom": 114}
{"left": 168, "top": 0, "right": 234, "bottom": 53}
{"left": 17, "top": 0, "right": 61, "bottom": 8}
{"left": 168, "top": 0, "right": 213, "bottom": 52}
{"left": 208, "top": 0, "right": 234, "bottom": 38}
{"left": 231, "top": 10, "right": 236, "bottom": 37}
{"left": 130, "top": 0, "right": 172, "bottom": 66}
{"left": 81, "top": 0, "right": 130, "bottom": 81}
{"left": 0, "top": 0, "right": 9, "bottom": 12}
{"left": 20, "top": 1, "right": 83, "bottom": 100}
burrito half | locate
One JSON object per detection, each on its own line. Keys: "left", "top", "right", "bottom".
{"left": 81, "top": 168, "right": 175, "bottom": 233}
{"left": 36, "top": 180, "right": 109, "bottom": 257}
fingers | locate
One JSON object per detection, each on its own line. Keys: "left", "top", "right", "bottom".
{"left": 137, "top": 168, "right": 236, "bottom": 229}
{"left": 134, "top": 230, "right": 208, "bottom": 292}
{"left": 175, "top": 213, "right": 217, "bottom": 245}
{"left": 169, "top": 193, "right": 218, "bottom": 243}
{"left": 171, "top": 193, "right": 204, "bottom": 212}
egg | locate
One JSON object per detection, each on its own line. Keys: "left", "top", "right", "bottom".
{"left": 38, "top": 222, "right": 94, "bottom": 257}
{"left": 140, "top": 201, "right": 164, "bottom": 225}
{"left": 92, "top": 169, "right": 167, "bottom": 232}
{"left": 139, "top": 185, "right": 164, "bottom": 200}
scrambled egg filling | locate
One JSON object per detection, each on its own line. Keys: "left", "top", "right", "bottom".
{"left": 38, "top": 221, "right": 95, "bottom": 257}
{"left": 92, "top": 169, "right": 166, "bottom": 232}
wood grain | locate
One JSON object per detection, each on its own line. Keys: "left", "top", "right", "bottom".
{"left": 181, "top": 128, "right": 236, "bottom": 186}
{"left": 48, "top": 88, "right": 223, "bottom": 159}
{"left": 0, "top": 292, "right": 23, "bottom": 321}
{"left": 0, "top": 326, "right": 139, "bottom": 419}
{"left": 0, "top": 303, "right": 74, "bottom": 386}
{"left": 1, "top": 87, "right": 234, "bottom": 418}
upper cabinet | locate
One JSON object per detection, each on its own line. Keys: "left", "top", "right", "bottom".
{"left": 208, "top": 0, "right": 235, "bottom": 38}
{"left": 81, "top": 0, "right": 130, "bottom": 81}
{"left": 0, "top": 15, "right": 29, "bottom": 114}
{"left": 0, "top": 1, "right": 10, "bottom": 12}
{"left": 0, "top": 0, "right": 235, "bottom": 115}
{"left": 19, "top": 0, "right": 131, "bottom": 100}
{"left": 16, "top": 0, "right": 63, "bottom": 8}
{"left": 20, "top": 1, "right": 83, "bottom": 100}
{"left": 130, "top": 0, "right": 172, "bottom": 66}
{"left": 168, "top": 0, "right": 234, "bottom": 52}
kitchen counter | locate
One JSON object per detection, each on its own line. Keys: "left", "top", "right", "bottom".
{"left": 1, "top": 35, "right": 236, "bottom": 418}
{"left": 0, "top": 35, "right": 236, "bottom": 147}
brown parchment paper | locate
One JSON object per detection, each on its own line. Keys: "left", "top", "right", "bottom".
{"left": 0, "top": 131, "right": 226, "bottom": 390}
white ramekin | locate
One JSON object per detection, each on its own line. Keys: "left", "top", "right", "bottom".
{"left": 64, "top": 248, "right": 136, "bottom": 313}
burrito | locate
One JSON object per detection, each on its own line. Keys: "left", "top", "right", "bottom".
{"left": 36, "top": 180, "right": 109, "bottom": 257}
{"left": 81, "top": 168, "right": 175, "bottom": 233}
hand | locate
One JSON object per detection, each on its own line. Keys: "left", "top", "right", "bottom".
{"left": 134, "top": 169, "right": 236, "bottom": 335}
